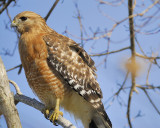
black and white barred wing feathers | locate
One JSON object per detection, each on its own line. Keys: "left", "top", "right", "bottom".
{"left": 43, "top": 34, "right": 102, "bottom": 101}
{"left": 43, "top": 34, "right": 112, "bottom": 128}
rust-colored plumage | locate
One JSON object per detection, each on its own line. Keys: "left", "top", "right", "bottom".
{"left": 12, "top": 11, "right": 112, "bottom": 128}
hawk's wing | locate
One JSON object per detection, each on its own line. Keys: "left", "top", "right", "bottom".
{"left": 43, "top": 33, "right": 103, "bottom": 104}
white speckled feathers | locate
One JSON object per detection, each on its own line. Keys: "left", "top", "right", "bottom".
{"left": 43, "top": 34, "right": 103, "bottom": 103}
{"left": 43, "top": 33, "right": 112, "bottom": 128}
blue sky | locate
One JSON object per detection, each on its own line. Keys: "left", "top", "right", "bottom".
{"left": 0, "top": 0, "right": 160, "bottom": 128}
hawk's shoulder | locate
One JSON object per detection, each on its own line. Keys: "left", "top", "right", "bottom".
{"left": 43, "top": 33, "right": 96, "bottom": 74}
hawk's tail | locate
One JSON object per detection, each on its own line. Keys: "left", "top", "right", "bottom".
{"left": 89, "top": 109, "right": 112, "bottom": 128}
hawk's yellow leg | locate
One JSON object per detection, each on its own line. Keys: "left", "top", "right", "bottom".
{"left": 49, "top": 98, "right": 63, "bottom": 125}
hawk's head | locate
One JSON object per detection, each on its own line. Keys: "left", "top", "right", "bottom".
{"left": 11, "top": 11, "right": 47, "bottom": 34}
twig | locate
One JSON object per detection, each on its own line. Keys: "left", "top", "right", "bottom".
{"left": 98, "top": 0, "right": 124, "bottom": 6}
{"left": 146, "top": 62, "right": 152, "bottom": 85}
{"left": 104, "top": 71, "right": 129, "bottom": 109}
{"left": 7, "top": 64, "right": 23, "bottom": 74}
{"left": 44, "top": 0, "right": 60, "bottom": 21}
{"left": 9, "top": 80, "right": 22, "bottom": 95}
{"left": 115, "top": 71, "right": 129, "bottom": 96}
{"left": 6, "top": 8, "right": 12, "bottom": 21}
{"left": 135, "top": 37, "right": 146, "bottom": 56}
{"left": 84, "top": 0, "right": 159, "bottom": 41}
{"left": 0, "top": 0, "right": 14, "bottom": 14}
{"left": 136, "top": 52, "right": 160, "bottom": 68}
{"left": 136, "top": 84, "right": 160, "bottom": 90}
{"left": 14, "top": 94, "right": 76, "bottom": 128}
{"left": 127, "top": 87, "right": 134, "bottom": 128}
{"left": 143, "top": 89, "right": 160, "bottom": 115}
{"left": 135, "top": 53, "right": 160, "bottom": 60}
{"left": 6, "top": 8, "right": 20, "bottom": 39}
{"left": 139, "top": 0, "right": 159, "bottom": 16}
{"left": 74, "top": 3, "right": 84, "bottom": 47}
{"left": 17, "top": 64, "right": 23, "bottom": 74}
{"left": 90, "top": 46, "right": 130, "bottom": 57}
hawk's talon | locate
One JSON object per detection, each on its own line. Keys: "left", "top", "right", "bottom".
{"left": 42, "top": 108, "right": 50, "bottom": 119}
{"left": 49, "top": 109, "right": 63, "bottom": 125}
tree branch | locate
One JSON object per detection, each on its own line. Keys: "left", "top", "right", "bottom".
{"left": 135, "top": 53, "right": 160, "bottom": 60}
{"left": 143, "top": 89, "right": 160, "bottom": 115}
{"left": 136, "top": 84, "right": 160, "bottom": 90}
{"left": 9, "top": 80, "right": 22, "bottom": 95}
{"left": 44, "top": 0, "right": 60, "bottom": 21}
{"left": 0, "top": 56, "right": 22, "bottom": 128}
{"left": 84, "top": 0, "right": 159, "bottom": 41}
{"left": 115, "top": 71, "right": 129, "bottom": 96}
{"left": 90, "top": 46, "right": 130, "bottom": 57}
{"left": 7, "top": 64, "right": 22, "bottom": 74}
{"left": 0, "top": 0, "right": 14, "bottom": 14}
{"left": 74, "top": 3, "right": 84, "bottom": 47}
{"left": 14, "top": 94, "right": 76, "bottom": 128}
{"left": 127, "top": 0, "right": 136, "bottom": 128}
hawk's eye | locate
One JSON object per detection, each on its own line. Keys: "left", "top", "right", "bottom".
{"left": 20, "top": 16, "right": 27, "bottom": 21}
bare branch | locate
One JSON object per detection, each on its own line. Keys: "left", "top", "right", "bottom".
{"left": 7, "top": 64, "right": 22, "bottom": 74}
{"left": 6, "top": 8, "right": 20, "bottom": 39}
{"left": 85, "top": 0, "right": 159, "bottom": 41}
{"left": 136, "top": 84, "right": 160, "bottom": 90}
{"left": 14, "top": 94, "right": 76, "bottom": 128}
{"left": 143, "top": 89, "right": 160, "bottom": 115}
{"left": 135, "top": 37, "right": 146, "bottom": 56}
{"left": 44, "top": 0, "right": 60, "bottom": 21}
{"left": 139, "top": 0, "right": 159, "bottom": 16}
{"left": 90, "top": 46, "right": 130, "bottom": 57}
{"left": 98, "top": 0, "right": 124, "bottom": 6}
{"left": 127, "top": 0, "right": 136, "bottom": 127}
{"left": 135, "top": 53, "right": 160, "bottom": 60}
{"left": 9, "top": 80, "right": 22, "bottom": 95}
{"left": 146, "top": 62, "right": 152, "bottom": 85}
{"left": 0, "top": 56, "right": 22, "bottom": 128}
{"left": 115, "top": 71, "right": 129, "bottom": 96}
{"left": 104, "top": 71, "right": 129, "bottom": 109}
{"left": 7, "top": 75, "right": 76, "bottom": 127}
{"left": 74, "top": 3, "right": 84, "bottom": 47}
{"left": 0, "top": 0, "right": 14, "bottom": 14}
{"left": 127, "top": 87, "right": 134, "bottom": 128}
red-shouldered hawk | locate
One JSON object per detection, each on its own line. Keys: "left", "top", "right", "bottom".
{"left": 11, "top": 11, "right": 112, "bottom": 128}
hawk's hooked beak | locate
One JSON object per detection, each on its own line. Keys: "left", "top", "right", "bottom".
{"left": 11, "top": 20, "right": 17, "bottom": 27}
